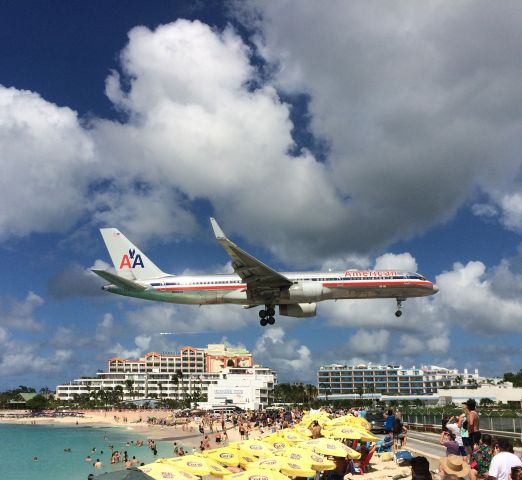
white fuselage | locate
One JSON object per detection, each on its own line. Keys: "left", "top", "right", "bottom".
{"left": 103, "top": 269, "right": 438, "bottom": 305}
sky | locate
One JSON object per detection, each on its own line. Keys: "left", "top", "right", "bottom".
{"left": 1, "top": 0, "right": 522, "bottom": 391}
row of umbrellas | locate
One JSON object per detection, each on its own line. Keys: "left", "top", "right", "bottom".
{"left": 95, "top": 411, "right": 380, "bottom": 480}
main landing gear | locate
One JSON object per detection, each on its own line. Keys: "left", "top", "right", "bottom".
{"left": 259, "top": 305, "right": 276, "bottom": 326}
{"left": 395, "top": 297, "right": 405, "bottom": 317}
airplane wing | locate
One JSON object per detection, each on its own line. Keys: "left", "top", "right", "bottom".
{"left": 210, "top": 218, "right": 292, "bottom": 300}
{"left": 92, "top": 269, "right": 147, "bottom": 291}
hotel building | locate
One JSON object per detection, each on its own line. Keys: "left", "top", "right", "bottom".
{"left": 317, "top": 363, "right": 480, "bottom": 400}
{"left": 56, "top": 343, "right": 276, "bottom": 409}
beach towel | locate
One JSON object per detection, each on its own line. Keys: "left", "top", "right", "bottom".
{"left": 394, "top": 450, "right": 413, "bottom": 465}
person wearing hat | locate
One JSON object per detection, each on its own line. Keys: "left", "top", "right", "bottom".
{"left": 488, "top": 438, "right": 522, "bottom": 480}
{"left": 439, "top": 454, "right": 470, "bottom": 479}
{"left": 463, "top": 399, "right": 480, "bottom": 459}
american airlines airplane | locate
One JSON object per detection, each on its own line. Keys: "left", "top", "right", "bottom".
{"left": 93, "top": 218, "right": 438, "bottom": 326}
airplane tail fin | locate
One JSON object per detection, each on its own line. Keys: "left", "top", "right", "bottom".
{"left": 99, "top": 228, "right": 167, "bottom": 280}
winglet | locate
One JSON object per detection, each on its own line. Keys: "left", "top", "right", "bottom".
{"left": 210, "top": 217, "right": 227, "bottom": 240}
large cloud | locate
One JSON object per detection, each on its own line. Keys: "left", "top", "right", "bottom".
{"left": 126, "top": 303, "right": 249, "bottom": 335}
{"left": 435, "top": 259, "right": 522, "bottom": 334}
{"left": 3, "top": 10, "right": 522, "bottom": 264}
{"left": 233, "top": 0, "right": 522, "bottom": 260}
{"left": 253, "top": 327, "right": 312, "bottom": 379}
{"left": 91, "top": 19, "right": 348, "bottom": 255}
{"left": 0, "top": 324, "right": 72, "bottom": 380}
{"left": 0, "top": 291, "right": 45, "bottom": 332}
{"left": 0, "top": 86, "right": 95, "bottom": 239}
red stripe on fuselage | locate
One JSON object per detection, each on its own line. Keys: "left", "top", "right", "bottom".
{"left": 152, "top": 280, "right": 432, "bottom": 292}
{"left": 323, "top": 280, "right": 433, "bottom": 288}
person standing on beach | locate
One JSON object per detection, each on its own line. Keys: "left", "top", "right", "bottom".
{"left": 463, "top": 399, "right": 480, "bottom": 458}
{"left": 384, "top": 409, "right": 395, "bottom": 434}
{"left": 446, "top": 416, "right": 465, "bottom": 456}
{"left": 488, "top": 438, "right": 522, "bottom": 480}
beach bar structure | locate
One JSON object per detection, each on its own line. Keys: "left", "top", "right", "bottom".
{"left": 56, "top": 343, "right": 276, "bottom": 409}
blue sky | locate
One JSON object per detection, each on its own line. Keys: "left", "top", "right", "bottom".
{"left": 1, "top": 1, "right": 522, "bottom": 391}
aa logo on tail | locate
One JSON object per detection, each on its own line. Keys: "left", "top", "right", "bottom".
{"left": 119, "top": 248, "right": 144, "bottom": 269}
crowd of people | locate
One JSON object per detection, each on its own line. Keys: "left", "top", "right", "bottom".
{"left": 80, "top": 400, "right": 522, "bottom": 480}
{"left": 435, "top": 399, "right": 522, "bottom": 480}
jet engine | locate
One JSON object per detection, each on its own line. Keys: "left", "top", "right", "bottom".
{"left": 284, "top": 282, "right": 331, "bottom": 302}
{"left": 279, "top": 303, "right": 317, "bottom": 318}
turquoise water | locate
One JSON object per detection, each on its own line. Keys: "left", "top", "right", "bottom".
{"left": 0, "top": 423, "right": 176, "bottom": 480}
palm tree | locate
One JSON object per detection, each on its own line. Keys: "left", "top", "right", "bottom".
{"left": 319, "top": 383, "right": 331, "bottom": 404}
{"left": 305, "top": 384, "right": 318, "bottom": 404}
{"left": 114, "top": 385, "right": 124, "bottom": 406}
{"left": 356, "top": 386, "right": 364, "bottom": 402}
{"left": 124, "top": 379, "right": 135, "bottom": 400}
{"left": 158, "top": 382, "right": 164, "bottom": 406}
{"left": 172, "top": 370, "right": 183, "bottom": 401}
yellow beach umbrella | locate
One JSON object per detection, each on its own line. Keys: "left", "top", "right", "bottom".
{"left": 301, "top": 438, "right": 361, "bottom": 459}
{"left": 292, "top": 426, "right": 313, "bottom": 438}
{"left": 238, "top": 453, "right": 258, "bottom": 469}
{"left": 245, "top": 457, "right": 287, "bottom": 471}
{"left": 323, "top": 417, "right": 349, "bottom": 427}
{"left": 246, "top": 457, "right": 315, "bottom": 477}
{"left": 262, "top": 436, "right": 291, "bottom": 452}
{"left": 358, "top": 431, "right": 380, "bottom": 442}
{"left": 203, "top": 457, "right": 232, "bottom": 477}
{"left": 344, "top": 417, "right": 372, "bottom": 431}
{"left": 304, "top": 413, "right": 330, "bottom": 424}
{"left": 225, "top": 468, "right": 292, "bottom": 480}
{"left": 322, "top": 426, "right": 364, "bottom": 440}
{"left": 232, "top": 440, "right": 275, "bottom": 458}
{"left": 324, "top": 425, "right": 379, "bottom": 442}
{"left": 279, "top": 460, "right": 316, "bottom": 477}
{"left": 277, "top": 429, "right": 309, "bottom": 443}
{"left": 278, "top": 447, "right": 336, "bottom": 471}
{"left": 163, "top": 454, "right": 230, "bottom": 477}
{"left": 139, "top": 462, "right": 200, "bottom": 480}
{"left": 204, "top": 447, "right": 241, "bottom": 467}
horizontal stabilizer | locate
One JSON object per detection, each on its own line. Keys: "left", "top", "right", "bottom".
{"left": 92, "top": 269, "right": 146, "bottom": 291}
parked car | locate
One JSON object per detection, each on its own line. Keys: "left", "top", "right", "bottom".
{"left": 365, "top": 412, "right": 386, "bottom": 433}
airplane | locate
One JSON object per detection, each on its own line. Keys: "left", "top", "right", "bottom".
{"left": 93, "top": 218, "right": 439, "bottom": 326}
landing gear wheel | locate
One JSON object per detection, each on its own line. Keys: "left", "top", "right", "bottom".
{"left": 266, "top": 307, "right": 275, "bottom": 316}
{"left": 395, "top": 297, "right": 405, "bottom": 317}
{"left": 259, "top": 310, "right": 267, "bottom": 319}
{"left": 260, "top": 318, "right": 268, "bottom": 327}
{"left": 267, "top": 316, "right": 275, "bottom": 325}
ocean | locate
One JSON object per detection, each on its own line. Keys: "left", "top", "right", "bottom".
{"left": 0, "top": 423, "right": 177, "bottom": 480}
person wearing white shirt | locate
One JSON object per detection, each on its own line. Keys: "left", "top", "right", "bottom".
{"left": 488, "top": 439, "right": 522, "bottom": 480}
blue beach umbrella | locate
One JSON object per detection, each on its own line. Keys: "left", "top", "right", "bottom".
{"left": 93, "top": 467, "right": 155, "bottom": 480}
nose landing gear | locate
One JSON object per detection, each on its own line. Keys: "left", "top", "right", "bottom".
{"left": 395, "top": 297, "right": 405, "bottom": 317}
{"left": 259, "top": 305, "right": 276, "bottom": 326}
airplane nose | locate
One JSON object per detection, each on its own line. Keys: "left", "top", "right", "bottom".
{"left": 432, "top": 284, "right": 439, "bottom": 293}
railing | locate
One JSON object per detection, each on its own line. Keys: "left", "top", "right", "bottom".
{"left": 405, "top": 421, "right": 522, "bottom": 442}
{"left": 403, "top": 413, "right": 522, "bottom": 434}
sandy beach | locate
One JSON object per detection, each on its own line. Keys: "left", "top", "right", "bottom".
{"left": 0, "top": 409, "right": 246, "bottom": 446}
{"left": 1, "top": 409, "right": 438, "bottom": 480}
